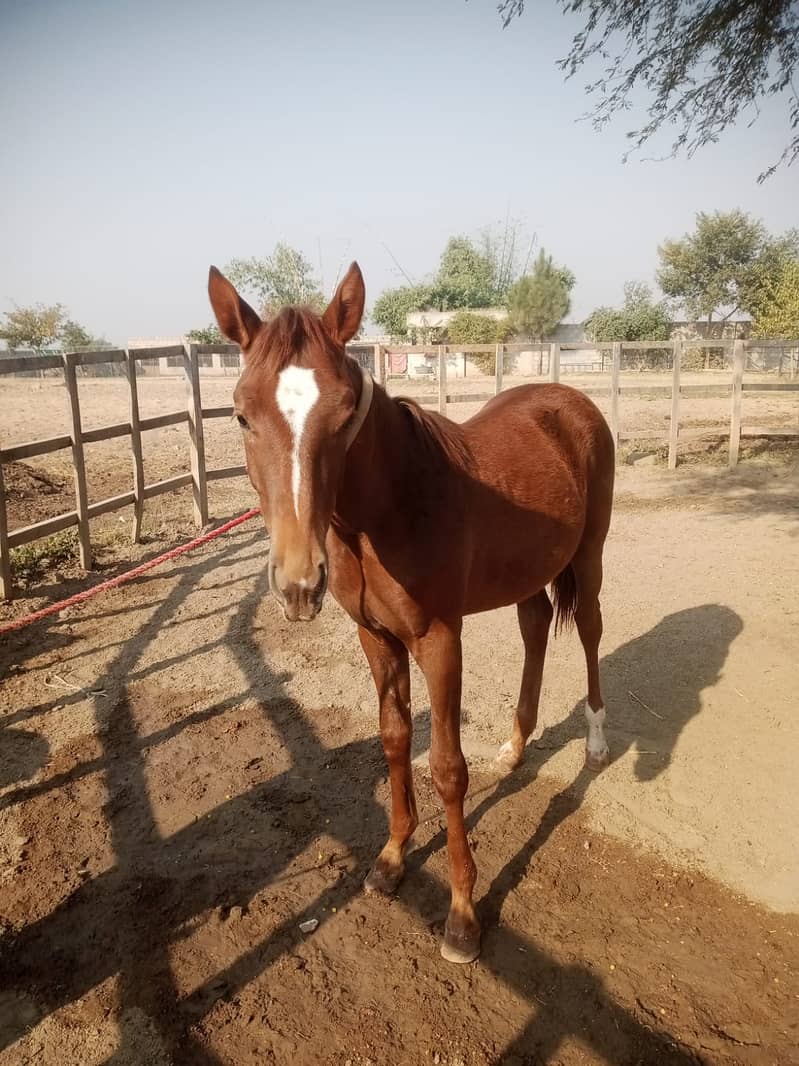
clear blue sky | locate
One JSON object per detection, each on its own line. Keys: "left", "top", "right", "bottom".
{"left": 1, "top": 0, "right": 796, "bottom": 344}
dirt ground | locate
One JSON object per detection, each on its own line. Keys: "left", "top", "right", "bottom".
{"left": 1, "top": 373, "right": 798, "bottom": 1064}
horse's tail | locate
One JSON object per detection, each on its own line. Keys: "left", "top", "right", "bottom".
{"left": 551, "top": 564, "right": 577, "bottom": 635}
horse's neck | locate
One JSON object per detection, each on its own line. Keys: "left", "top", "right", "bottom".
{"left": 334, "top": 382, "right": 449, "bottom": 536}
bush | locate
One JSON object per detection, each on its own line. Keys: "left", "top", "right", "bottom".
{"left": 11, "top": 529, "right": 79, "bottom": 581}
{"left": 586, "top": 283, "right": 671, "bottom": 343}
{"left": 680, "top": 346, "right": 729, "bottom": 371}
{"left": 446, "top": 311, "right": 512, "bottom": 373}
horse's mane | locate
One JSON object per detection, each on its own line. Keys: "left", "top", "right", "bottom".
{"left": 395, "top": 396, "right": 473, "bottom": 471}
{"left": 247, "top": 306, "right": 341, "bottom": 371}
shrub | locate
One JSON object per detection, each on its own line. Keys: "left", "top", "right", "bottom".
{"left": 446, "top": 311, "right": 512, "bottom": 373}
{"left": 11, "top": 529, "right": 79, "bottom": 581}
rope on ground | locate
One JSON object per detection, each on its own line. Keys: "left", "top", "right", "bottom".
{"left": 0, "top": 507, "right": 261, "bottom": 638}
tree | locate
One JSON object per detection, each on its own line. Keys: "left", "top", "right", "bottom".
{"left": 751, "top": 260, "right": 799, "bottom": 338}
{"left": 372, "top": 225, "right": 534, "bottom": 340}
{"left": 478, "top": 219, "right": 534, "bottom": 296}
{"left": 0, "top": 303, "right": 66, "bottom": 349}
{"left": 657, "top": 211, "right": 799, "bottom": 328}
{"left": 436, "top": 236, "right": 497, "bottom": 307}
{"left": 371, "top": 284, "right": 435, "bottom": 340}
{"left": 225, "top": 242, "right": 325, "bottom": 318}
{"left": 497, "top": 1, "right": 799, "bottom": 181}
{"left": 436, "top": 225, "right": 535, "bottom": 307}
{"left": 60, "top": 319, "right": 110, "bottom": 352}
{"left": 507, "top": 250, "right": 574, "bottom": 342}
{"left": 586, "top": 282, "right": 671, "bottom": 342}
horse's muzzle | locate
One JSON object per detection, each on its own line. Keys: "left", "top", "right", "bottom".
{"left": 269, "top": 560, "right": 328, "bottom": 622}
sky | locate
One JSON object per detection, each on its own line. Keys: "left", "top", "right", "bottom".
{"left": 1, "top": 0, "right": 797, "bottom": 345}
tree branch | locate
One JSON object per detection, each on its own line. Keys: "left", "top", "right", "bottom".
{"left": 497, "top": 0, "right": 799, "bottom": 178}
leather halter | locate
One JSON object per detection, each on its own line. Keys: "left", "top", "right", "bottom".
{"left": 343, "top": 364, "right": 374, "bottom": 450}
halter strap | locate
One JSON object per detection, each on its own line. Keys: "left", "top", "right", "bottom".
{"left": 344, "top": 364, "right": 374, "bottom": 450}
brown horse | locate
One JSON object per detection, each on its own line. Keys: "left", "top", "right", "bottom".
{"left": 208, "top": 261, "right": 615, "bottom": 965}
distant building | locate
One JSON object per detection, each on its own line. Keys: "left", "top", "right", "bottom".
{"left": 127, "top": 335, "right": 188, "bottom": 348}
{"left": 127, "top": 335, "right": 241, "bottom": 375}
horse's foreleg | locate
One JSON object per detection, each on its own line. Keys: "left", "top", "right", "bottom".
{"left": 358, "top": 625, "right": 417, "bottom": 894}
{"left": 414, "top": 620, "right": 479, "bottom": 964}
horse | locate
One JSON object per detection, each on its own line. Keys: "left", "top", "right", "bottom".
{"left": 208, "top": 261, "right": 615, "bottom": 965}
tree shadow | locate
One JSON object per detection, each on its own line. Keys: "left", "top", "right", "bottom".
{"left": 0, "top": 532, "right": 264, "bottom": 722}
{"left": 0, "top": 534, "right": 732, "bottom": 1064}
{"left": 0, "top": 725, "right": 49, "bottom": 791}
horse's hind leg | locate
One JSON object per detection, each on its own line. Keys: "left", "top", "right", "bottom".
{"left": 497, "top": 590, "right": 553, "bottom": 773}
{"left": 571, "top": 544, "right": 610, "bottom": 771}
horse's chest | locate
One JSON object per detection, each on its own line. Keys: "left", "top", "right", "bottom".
{"left": 326, "top": 532, "right": 427, "bottom": 640}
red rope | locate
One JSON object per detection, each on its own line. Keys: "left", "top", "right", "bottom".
{"left": 0, "top": 507, "right": 261, "bottom": 638}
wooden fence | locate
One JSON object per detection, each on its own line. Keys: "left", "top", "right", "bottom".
{"left": 0, "top": 343, "right": 244, "bottom": 600}
{"left": 1, "top": 337, "right": 797, "bottom": 600}
{"left": 369, "top": 339, "right": 799, "bottom": 470}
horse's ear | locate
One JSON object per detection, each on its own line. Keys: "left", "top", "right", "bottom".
{"left": 208, "top": 266, "right": 262, "bottom": 351}
{"left": 323, "top": 262, "right": 365, "bottom": 345}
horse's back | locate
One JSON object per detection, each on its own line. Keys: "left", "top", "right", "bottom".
{"left": 463, "top": 382, "right": 614, "bottom": 494}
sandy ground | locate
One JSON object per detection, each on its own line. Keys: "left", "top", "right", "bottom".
{"left": 1, "top": 374, "right": 798, "bottom": 1064}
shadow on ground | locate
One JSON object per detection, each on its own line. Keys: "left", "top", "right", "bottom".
{"left": 0, "top": 530, "right": 754, "bottom": 1064}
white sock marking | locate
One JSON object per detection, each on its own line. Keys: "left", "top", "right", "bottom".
{"left": 585, "top": 704, "right": 608, "bottom": 758}
{"left": 275, "top": 366, "right": 320, "bottom": 517}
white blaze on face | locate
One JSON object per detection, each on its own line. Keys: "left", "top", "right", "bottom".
{"left": 275, "top": 365, "right": 320, "bottom": 518}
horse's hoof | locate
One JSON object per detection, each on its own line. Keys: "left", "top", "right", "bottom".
{"left": 364, "top": 860, "right": 403, "bottom": 896}
{"left": 496, "top": 740, "right": 523, "bottom": 774}
{"left": 585, "top": 747, "right": 610, "bottom": 773}
{"left": 441, "top": 926, "right": 481, "bottom": 965}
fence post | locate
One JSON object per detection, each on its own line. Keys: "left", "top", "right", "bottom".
{"left": 549, "top": 342, "right": 560, "bottom": 383}
{"left": 494, "top": 343, "right": 503, "bottom": 395}
{"left": 609, "top": 342, "right": 621, "bottom": 449}
{"left": 668, "top": 340, "right": 682, "bottom": 470}
{"left": 373, "top": 343, "right": 384, "bottom": 387}
{"left": 0, "top": 460, "right": 12, "bottom": 600}
{"left": 125, "top": 350, "right": 145, "bottom": 542}
{"left": 438, "top": 345, "right": 447, "bottom": 415}
{"left": 63, "top": 352, "right": 92, "bottom": 571}
{"left": 184, "top": 342, "right": 209, "bottom": 527}
{"left": 729, "top": 338, "right": 745, "bottom": 468}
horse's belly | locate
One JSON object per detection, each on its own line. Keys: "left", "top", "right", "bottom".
{"left": 462, "top": 504, "right": 582, "bottom": 615}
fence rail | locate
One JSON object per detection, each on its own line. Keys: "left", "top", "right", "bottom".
{"left": 0, "top": 344, "right": 244, "bottom": 600}
{"left": 1, "top": 338, "right": 798, "bottom": 600}
{"left": 368, "top": 338, "right": 798, "bottom": 475}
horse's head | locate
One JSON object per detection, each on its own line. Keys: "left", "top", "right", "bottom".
{"left": 208, "top": 262, "right": 367, "bottom": 621}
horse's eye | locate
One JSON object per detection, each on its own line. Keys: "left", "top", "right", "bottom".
{"left": 236, "top": 414, "right": 250, "bottom": 430}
